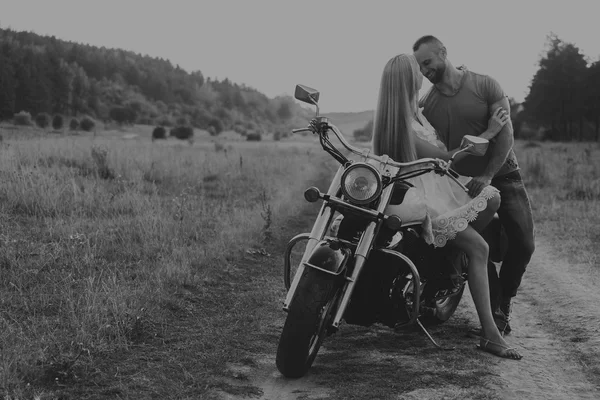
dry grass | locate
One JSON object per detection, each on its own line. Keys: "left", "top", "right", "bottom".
{"left": 2, "top": 129, "right": 599, "bottom": 399}
{"left": 0, "top": 130, "right": 326, "bottom": 398}
{"left": 515, "top": 140, "right": 600, "bottom": 269}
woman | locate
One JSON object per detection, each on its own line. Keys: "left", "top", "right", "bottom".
{"left": 371, "top": 54, "right": 521, "bottom": 360}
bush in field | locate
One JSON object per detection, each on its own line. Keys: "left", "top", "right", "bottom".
{"left": 13, "top": 111, "right": 33, "bottom": 126}
{"left": 208, "top": 118, "right": 223, "bottom": 135}
{"left": 35, "top": 112, "right": 51, "bottom": 129}
{"left": 170, "top": 126, "right": 194, "bottom": 140}
{"left": 52, "top": 114, "right": 64, "bottom": 130}
{"left": 152, "top": 126, "right": 167, "bottom": 141}
{"left": 69, "top": 118, "right": 80, "bottom": 131}
{"left": 80, "top": 116, "right": 96, "bottom": 132}
{"left": 353, "top": 119, "right": 374, "bottom": 142}
{"left": 246, "top": 132, "right": 262, "bottom": 141}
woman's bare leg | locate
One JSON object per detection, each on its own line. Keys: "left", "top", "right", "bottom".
{"left": 451, "top": 225, "right": 521, "bottom": 359}
{"left": 470, "top": 190, "right": 500, "bottom": 233}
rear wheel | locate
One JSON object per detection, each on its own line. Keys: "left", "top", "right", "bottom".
{"left": 276, "top": 267, "right": 341, "bottom": 378}
{"left": 424, "top": 284, "right": 465, "bottom": 324}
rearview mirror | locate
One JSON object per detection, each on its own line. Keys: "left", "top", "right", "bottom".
{"left": 459, "top": 135, "right": 489, "bottom": 157}
{"left": 294, "top": 84, "right": 320, "bottom": 105}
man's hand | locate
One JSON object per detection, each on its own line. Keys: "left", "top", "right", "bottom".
{"left": 466, "top": 175, "right": 492, "bottom": 197}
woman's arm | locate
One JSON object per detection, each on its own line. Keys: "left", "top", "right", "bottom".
{"left": 414, "top": 135, "right": 452, "bottom": 160}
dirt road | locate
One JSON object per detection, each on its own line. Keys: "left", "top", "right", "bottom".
{"left": 213, "top": 236, "right": 600, "bottom": 400}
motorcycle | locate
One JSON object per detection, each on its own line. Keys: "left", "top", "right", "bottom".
{"left": 276, "top": 84, "right": 496, "bottom": 379}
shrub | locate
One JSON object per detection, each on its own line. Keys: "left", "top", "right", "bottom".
{"left": 13, "top": 111, "right": 33, "bottom": 126}
{"left": 246, "top": 132, "right": 262, "bottom": 141}
{"left": 208, "top": 118, "right": 223, "bottom": 135}
{"left": 69, "top": 118, "right": 80, "bottom": 131}
{"left": 273, "top": 131, "right": 282, "bottom": 141}
{"left": 169, "top": 126, "right": 194, "bottom": 140}
{"left": 35, "top": 112, "right": 51, "bottom": 129}
{"left": 52, "top": 114, "right": 64, "bottom": 130}
{"left": 207, "top": 125, "right": 217, "bottom": 136}
{"left": 152, "top": 126, "right": 167, "bottom": 141}
{"left": 91, "top": 145, "right": 115, "bottom": 180}
{"left": 80, "top": 116, "right": 96, "bottom": 132}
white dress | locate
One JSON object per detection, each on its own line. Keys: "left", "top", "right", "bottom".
{"left": 384, "top": 110, "right": 499, "bottom": 248}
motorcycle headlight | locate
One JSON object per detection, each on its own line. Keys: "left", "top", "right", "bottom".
{"left": 341, "top": 163, "right": 382, "bottom": 205}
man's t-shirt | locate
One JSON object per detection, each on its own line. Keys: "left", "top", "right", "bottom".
{"left": 420, "top": 68, "right": 519, "bottom": 178}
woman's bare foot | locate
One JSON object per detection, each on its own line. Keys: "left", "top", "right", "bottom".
{"left": 477, "top": 335, "right": 522, "bottom": 360}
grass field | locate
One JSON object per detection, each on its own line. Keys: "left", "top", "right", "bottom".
{"left": 514, "top": 140, "right": 600, "bottom": 267}
{"left": 0, "top": 124, "right": 598, "bottom": 398}
{"left": 0, "top": 126, "right": 335, "bottom": 398}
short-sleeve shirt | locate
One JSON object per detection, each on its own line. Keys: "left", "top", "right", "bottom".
{"left": 420, "top": 68, "right": 519, "bottom": 178}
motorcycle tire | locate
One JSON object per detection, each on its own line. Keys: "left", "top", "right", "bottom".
{"left": 276, "top": 267, "right": 341, "bottom": 378}
{"left": 421, "top": 284, "right": 465, "bottom": 325}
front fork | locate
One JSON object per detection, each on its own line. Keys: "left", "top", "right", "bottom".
{"left": 284, "top": 164, "right": 415, "bottom": 328}
{"left": 283, "top": 166, "right": 344, "bottom": 310}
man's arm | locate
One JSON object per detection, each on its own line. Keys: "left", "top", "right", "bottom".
{"left": 465, "top": 77, "right": 514, "bottom": 197}
{"left": 482, "top": 96, "right": 514, "bottom": 178}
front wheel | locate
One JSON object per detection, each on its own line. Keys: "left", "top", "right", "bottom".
{"left": 276, "top": 267, "right": 341, "bottom": 378}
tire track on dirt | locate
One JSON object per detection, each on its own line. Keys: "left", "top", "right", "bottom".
{"left": 217, "top": 237, "right": 600, "bottom": 400}
{"left": 482, "top": 237, "right": 600, "bottom": 399}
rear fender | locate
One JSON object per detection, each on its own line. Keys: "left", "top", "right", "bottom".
{"left": 304, "top": 240, "right": 351, "bottom": 276}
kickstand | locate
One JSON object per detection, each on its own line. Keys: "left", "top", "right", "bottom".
{"left": 416, "top": 319, "right": 455, "bottom": 351}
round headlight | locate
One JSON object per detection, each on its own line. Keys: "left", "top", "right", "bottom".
{"left": 341, "top": 163, "right": 382, "bottom": 205}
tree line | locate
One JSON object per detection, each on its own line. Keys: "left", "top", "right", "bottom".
{"left": 520, "top": 33, "right": 600, "bottom": 141}
{"left": 353, "top": 33, "right": 600, "bottom": 142}
{"left": 0, "top": 28, "right": 308, "bottom": 135}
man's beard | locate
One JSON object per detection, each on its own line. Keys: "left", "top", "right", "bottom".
{"left": 429, "top": 65, "right": 446, "bottom": 84}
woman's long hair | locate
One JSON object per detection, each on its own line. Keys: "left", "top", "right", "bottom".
{"left": 371, "top": 54, "right": 421, "bottom": 162}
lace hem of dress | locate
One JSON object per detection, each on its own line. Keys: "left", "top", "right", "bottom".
{"left": 422, "top": 185, "right": 499, "bottom": 248}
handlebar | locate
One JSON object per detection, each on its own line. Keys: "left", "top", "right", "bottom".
{"left": 326, "top": 122, "right": 444, "bottom": 170}
{"left": 296, "top": 118, "right": 469, "bottom": 193}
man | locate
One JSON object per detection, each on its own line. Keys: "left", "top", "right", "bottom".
{"left": 413, "top": 35, "right": 535, "bottom": 335}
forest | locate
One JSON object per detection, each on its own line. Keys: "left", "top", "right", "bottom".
{"left": 0, "top": 27, "right": 308, "bottom": 136}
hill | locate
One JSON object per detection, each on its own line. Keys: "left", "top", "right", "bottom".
{"left": 0, "top": 28, "right": 310, "bottom": 136}
{"left": 323, "top": 110, "right": 373, "bottom": 137}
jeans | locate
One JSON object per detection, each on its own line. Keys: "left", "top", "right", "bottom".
{"left": 489, "top": 170, "right": 536, "bottom": 302}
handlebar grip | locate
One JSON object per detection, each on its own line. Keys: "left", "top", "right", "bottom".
{"left": 292, "top": 128, "right": 312, "bottom": 134}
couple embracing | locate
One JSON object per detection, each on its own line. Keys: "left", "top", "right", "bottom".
{"left": 371, "top": 35, "right": 535, "bottom": 360}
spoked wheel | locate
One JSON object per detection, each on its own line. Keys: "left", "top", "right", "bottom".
{"left": 276, "top": 267, "right": 341, "bottom": 378}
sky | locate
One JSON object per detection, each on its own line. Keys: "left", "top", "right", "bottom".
{"left": 2, "top": 0, "right": 600, "bottom": 112}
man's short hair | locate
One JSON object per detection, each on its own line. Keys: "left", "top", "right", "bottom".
{"left": 412, "top": 35, "right": 444, "bottom": 52}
